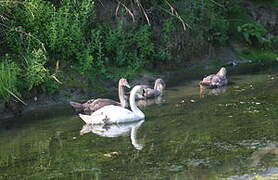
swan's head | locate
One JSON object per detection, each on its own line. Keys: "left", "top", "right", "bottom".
{"left": 80, "top": 124, "right": 93, "bottom": 135}
{"left": 154, "top": 78, "right": 166, "bottom": 92}
{"left": 216, "top": 67, "right": 227, "bottom": 77}
{"left": 119, "top": 78, "right": 130, "bottom": 88}
{"left": 131, "top": 85, "right": 144, "bottom": 97}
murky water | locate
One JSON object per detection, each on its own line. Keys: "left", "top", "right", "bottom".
{"left": 0, "top": 65, "right": 278, "bottom": 180}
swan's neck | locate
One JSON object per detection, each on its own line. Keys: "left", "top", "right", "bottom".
{"left": 154, "top": 82, "right": 164, "bottom": 93}
{"left": 130, "top": 90, "right": 145, "bottom": 119}
{"left": 130, "top": 120, "right": 144, "bottom": 150}
{"left": 119, "top": 85, "right": 127, "bottom": 108}
{"left": 217, "top": 68, "right": 226, "bottom": 77}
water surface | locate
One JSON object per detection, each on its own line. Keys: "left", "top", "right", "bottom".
{"left": 0, "top": 66, "right": 278, "bottom": 180}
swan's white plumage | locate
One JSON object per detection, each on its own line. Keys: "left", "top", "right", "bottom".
{"left": 78, "top": 85, "right": 145, "bottom": 124}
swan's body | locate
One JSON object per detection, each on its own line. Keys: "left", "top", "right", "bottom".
{"left": 199, "top": 67, "right": 228, "bottom": 88}
{"left": 79, "top": 85, "right": 145, "bottom": 124}
{"left": 136, "top": 78, "right": 166, "bottom": 99}
{"left": 70, "top": 78, "right": 129, "bottom": 114}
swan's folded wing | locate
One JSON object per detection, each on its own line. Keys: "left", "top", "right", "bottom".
{"left": 84, "top": 98, "right": 120, "bottom": 113}
{"left": 91, "top": 105, "right": 136, "bottom": 123}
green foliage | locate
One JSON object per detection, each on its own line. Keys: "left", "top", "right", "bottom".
{"left": 239, "top": 48, "right": 278, "bottom": 64}
{"left": 209, "top": 16, "right": 230, "bottom": 45}
{"left": 23, "top": 48, "right": 49, "bottom": 90}
{"left": 0, "top": 58, "right": 20, "bottom": 101}
{"left": 157, "top": 19, "right": 175, "bottom": 61}
{"left": 89, "top": 23, "right": 155, "bottom": 77}
{"left": 0, "top": 0, "right": 277, "bottom": 101}
{"left": 237, "top": 23, "right": 267, "bottom": 45}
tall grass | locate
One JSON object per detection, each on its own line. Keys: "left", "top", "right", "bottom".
{"left": 0, "top": 60, "right": 20, "bottom": 101}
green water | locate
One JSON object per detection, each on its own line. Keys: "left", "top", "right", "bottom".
{"left": 0, "top": 66, "right": 278, "bottom": 180}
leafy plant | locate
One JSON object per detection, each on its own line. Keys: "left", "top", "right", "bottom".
{"left": 237, "top": 23, "right": 267, "bottom": 45}
{"left": 23, "top": 48, "right": 49, "bottom": 90}
{"left": 239, "top": 48, "right": 278, "bottom": 64}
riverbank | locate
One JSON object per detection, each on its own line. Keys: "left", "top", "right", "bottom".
{"left": 0, "top": 0, "right": 277, "bottom": 120}
{"left": 1, "top": 46, "right": 277, "bottom": 121}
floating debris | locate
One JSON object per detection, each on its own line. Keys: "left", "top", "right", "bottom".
{"left": 104, "top": 152, "right": 119, "bottom": 158}
{"left": 168, "top": 165, "right": 183, "bottom": 172}
{"left": 190, "top": 99, "right": 196, "bottom": 103}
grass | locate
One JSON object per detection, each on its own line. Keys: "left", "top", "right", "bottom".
{"left": 0, "top": 61, "right": 19, "bottom": 101}
{"left": 237, "top": 48, "right": 278, "bottom": 64}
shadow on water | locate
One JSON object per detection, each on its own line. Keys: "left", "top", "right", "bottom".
{"left": 0, "top": 64, "right": 278, "bottom": 179}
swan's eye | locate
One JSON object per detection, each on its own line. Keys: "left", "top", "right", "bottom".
{"left": 142, "top": 89, "right": 145, "bottom": 94}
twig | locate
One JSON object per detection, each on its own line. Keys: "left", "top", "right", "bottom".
{"left": 135, "top": 0, "right": 151, "bottom": 26}
{"left": 162, "top": 1, "right": 191, "bottom": 31}
{"left": 3, "top": 87, "right": 27, "bottom": 106}
{"left": 208, "top": 0, "right": 224, "bottom": 8}
{"left": 116, "top": 0, "right": 135, "bottom": 23}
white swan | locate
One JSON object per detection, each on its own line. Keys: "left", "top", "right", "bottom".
{"left": 80, "top": 120, "right": 144, "bottom": 150}
{"left": 78, "top": 85, "right": 145, "bottom": 124}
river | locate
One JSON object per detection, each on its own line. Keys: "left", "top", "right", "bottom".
{"left": 0, "top": 64, "right": 277, "bottom": 180}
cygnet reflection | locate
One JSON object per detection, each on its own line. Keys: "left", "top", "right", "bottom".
{"left": 250, "top": 143, "right": 278, "bottom": 167}
{"left": 80, "top": 120, "right": 145, "bottom": 150}
{"left": 200, "top": 85, "right": 227, "bottom": 98}
{"left": 136, "top": 95, "right": 164, "bottom": 107}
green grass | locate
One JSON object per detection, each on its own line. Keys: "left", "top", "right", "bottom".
{"left": 251, "top": 0, "right": 278, "bottom": 7}
{"left": 0, "top": 61, "right": 20, "bottom": 101}
{"left": 238, "top": 48, "right": 278, "bottom": 63}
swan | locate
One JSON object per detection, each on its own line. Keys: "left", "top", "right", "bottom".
{"left": 136, "top": 78, "right": 166, "bottom": 99}
{"left": 70, "top": 78, "right": 130, "bottom": 114}
{"left": 80, "top": 120, "right": 144, "bottom": 150}
{"left": 78, "top": 85, "right": 145, "bottom": 124}
{"left": 199, "top": 67, "right": 228, "bottom": 88}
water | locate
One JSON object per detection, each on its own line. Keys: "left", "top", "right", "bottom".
{"left": 0, "top": 65, "right": 278, "bottom": 180}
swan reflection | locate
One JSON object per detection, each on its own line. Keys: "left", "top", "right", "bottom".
{"left": 136, "top": 95, "right": 164, "bottom": 107}
{"left": 80, "top": 120, "right": 144, "bottom": 150}
{"left": 200, "top": 85, "right": 227, "bottom": 98}
{"left": 250, "top": 143, "right": 278, "bottom": 167}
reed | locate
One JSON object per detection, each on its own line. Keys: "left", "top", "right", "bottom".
{"left": 0, "top": 61, "right": 21, "bottom": 102}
